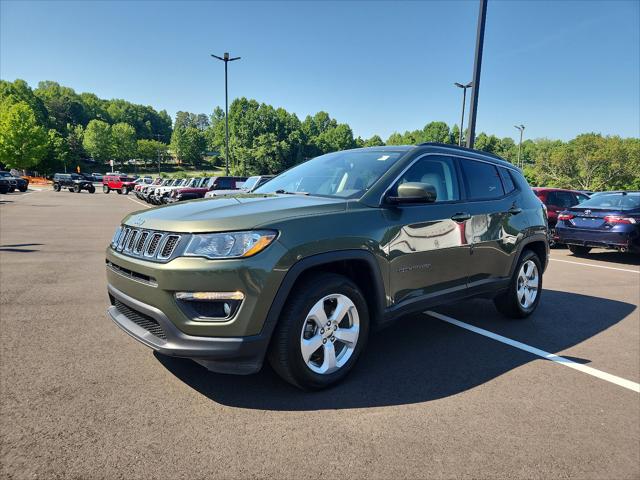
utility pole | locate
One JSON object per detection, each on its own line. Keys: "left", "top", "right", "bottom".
{"left": 466, "top": 0, "right": 488, "bottom": 149}
{"left": 514, "top": 124, "right": 525, "bottom": 168}
{"left": 454, "top": 82, "right": 473, "bottom": 146}
{"left": 211, "top": 52, "right": 241, "bottom": 176}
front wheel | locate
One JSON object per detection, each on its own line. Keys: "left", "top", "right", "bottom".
{"left": 18, "top": 185, "right": 27, "bottom": 192}
{"left": 53, "top": 184, "right": 61, "bottom": 192}
{"left": 568, "top": 245, "right": 591, "bottom": 256}
{"left": 268, "top": 273, "right": 369, "bottom": 390}
{"left": 73, "top": 184, "right": 81, "bottom": 193}
{"left": 494, "top": 250, "right": 542, "bottom": 319}
{"left": 120, "top": 187, "right": 129, "bottom": 195}
{"left": 88, "top": 185, "right": 95, "bottom": 194}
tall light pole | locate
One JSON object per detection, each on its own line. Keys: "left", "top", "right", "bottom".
{"left": 514, "top": 124, "right": 525, "bottom": 168}
{"left": 466, "top": 0, "right": 488, "bottom": 149}
{"left": 454, "top": 82, "right": 473, "bottom": 146}
{"left": 211, "top": 52, "right": 241, "bottom": 176}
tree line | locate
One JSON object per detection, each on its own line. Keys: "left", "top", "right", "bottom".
{"left": 0, "top": 78, "right": 637, "bottom": 190}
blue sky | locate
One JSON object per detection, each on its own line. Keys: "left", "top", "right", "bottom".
{"left": 1, "top": 0, "right": 638, "bottom": 142}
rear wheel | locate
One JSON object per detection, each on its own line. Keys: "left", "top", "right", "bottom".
{"left": 268, "top": 273, "right": 369, "bottom": 390}
{"left": 103, "top": 185, "right": 110, "bottom": 194}
{"left": 568, "top": 245, "right": 591, "bottom": 256}
{"left": 494, "top": 250, "right": 542, "bottom": 319}
{"left": 88, "top": 185, "right": 95, "bottom": 194}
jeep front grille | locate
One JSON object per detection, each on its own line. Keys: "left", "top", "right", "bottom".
{"left": 111, "top": 227, "right": 181, "bottom": 262}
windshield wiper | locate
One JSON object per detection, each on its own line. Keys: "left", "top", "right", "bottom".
{"left": 275, "top": 189, "right": 309, "bottom": 195}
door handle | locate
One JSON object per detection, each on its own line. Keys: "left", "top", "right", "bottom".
{"left": 451, "top": 212, "right": 471, "bottom": 222}
{"left": 508, "top": 206, "right": 523, "bottom": 215}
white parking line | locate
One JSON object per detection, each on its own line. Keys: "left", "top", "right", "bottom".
{"left": 128, "top": 196, "right": 151, "bottom": 209}
{"left": 427, "top": 311, "right": 640, "bottom": 393}
{"left": 549, "top": 258, "right": 639, "bottom": 274}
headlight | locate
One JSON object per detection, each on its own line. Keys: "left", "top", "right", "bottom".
{"left": 184, "top": 230, "right": 277, "bottom": 259}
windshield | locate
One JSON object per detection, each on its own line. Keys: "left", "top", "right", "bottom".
{"left": 242, "top": 176, "right": 260, "bottom": 191}
{"left": 0, "top": 172, "right": 11, "bottom": 177}
{"left": 577, "top": 192, "right": 640, "bottom": 210}
{"left": 254, "top": 149, "right": 406, "bottom": 199}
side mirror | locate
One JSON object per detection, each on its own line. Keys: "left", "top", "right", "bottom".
{"left": 387, "top": 182, "right": 437, "bottom": 204}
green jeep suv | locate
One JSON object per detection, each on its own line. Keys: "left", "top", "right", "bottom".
{"left": 106, "top": 144, "right": 548, "bottom": 390}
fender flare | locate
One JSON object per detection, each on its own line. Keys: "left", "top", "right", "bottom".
{"left": 258, "top": 249, "right": 386, "bottom": 341}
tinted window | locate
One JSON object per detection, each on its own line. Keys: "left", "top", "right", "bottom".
{"left": 577, "top": 192, "right": 640, "bottom": 210}
{"left": 217, "top": 178, "right": 233, "bottom": 189}
{"left": 499, "top": 168, "right": 516, "bottom": 193}
{"left": 546, "top": 191, "right": 575, "bottom": 208}
{"left": 393, "top": 155, "right": 459, "bottom": 202}
{"left": 460, "top": 159, "right": 505, "bottom": 200}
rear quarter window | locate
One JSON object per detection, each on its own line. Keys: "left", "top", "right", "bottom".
{"left": 499, "top": 168, "right": 516, "bottom": 194}
{"left": 460, "top": 159, "right": 505, "bottom": 200}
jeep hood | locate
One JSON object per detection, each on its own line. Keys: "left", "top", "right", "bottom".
{"left": 123, "top": 194, "right": 347, "bottom": 232}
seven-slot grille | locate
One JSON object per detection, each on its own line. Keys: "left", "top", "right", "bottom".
{"left": 111, "top": 227, "right": 181, "bottom": 261}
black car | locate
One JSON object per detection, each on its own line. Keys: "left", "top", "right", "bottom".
{"left": 0, "top": 177, "right": 10, "bottom": 194}
{"left": 0, "top": 171, "right": 29, "bottom": 192}
{"left": 53, "top": 173, "right": 96, "bottom": 193}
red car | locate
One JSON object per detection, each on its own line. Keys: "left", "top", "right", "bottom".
{"left": 103, "top": 175, "right": 137, "bottom": 195}
{"left": 532, "top": 187, "right": 590, "bottom": 245}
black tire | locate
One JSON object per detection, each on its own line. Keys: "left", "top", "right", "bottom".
{"left": 73, "top": 184, "right": 81, "bottom": 193}
{"left": 53, "top": 183, "right": 61, "bottom": 192}
{"left": 268, "top": 273, "right": 369, "bottom": 390}
{"left": 68, "top": 188, "right": 74, "bottom": 192}
{"left": 120, "top": 187, "right": 129, "bottom": 195}
{"left": 103, "top": 185, "right": 110, "bottom": 194}
{"left": 568, "top": 245, "right": 591, "bottom": 256}
{"left": 117, "top": 189, "right": 122, "bottom": 195}
{"left": 8, "top": 186, "right": 15, "bottom": 193}
{"left": 18, "top": 185, "right": 27, "bottom": 192}
{"left": 494, "top": 249, "right": 543, "bottom": 319}
{"left": 88, "top": 185, "right": 95, "bottom": 194}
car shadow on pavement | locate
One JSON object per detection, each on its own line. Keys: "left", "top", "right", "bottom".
{"left": 567, "top": 251, "right": 640, "bottom": 266}
{"left": 155, "top": 289, "right": 635, "bottom": 411}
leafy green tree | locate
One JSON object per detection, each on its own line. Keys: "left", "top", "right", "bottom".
{"left": 111, "top": 122, "right": 137, "bottom": 164}
{"left": 39, "top": 129, "right": 70, "bottom": 174}
{"left": 171, "top": 126, "right": 206, "bottom": 167}
{"left": 137, "top": 139, "right": 168, "bottom": 168}
{"left": 0, "top": 102, "right": 48, "bottom": 171}
{"left": 66, "top": 123, "right": 85, "bottom": 164}
{"left": 83, "top": 119, "right": 111, "bottom": 163}
{"left": 0, "top": 79, "right": 48, "bottom": 125}
{"left": 363, "top": 135, "right": 385, "bottom": 147}
{"left": 34, "top": 81, "right": 88, "bottom": 133}
{"left": 386, "top": 132, "right": 405, "bottom": 145}
{"left": 422, "top": 121, "right": 451, "bottom": 143}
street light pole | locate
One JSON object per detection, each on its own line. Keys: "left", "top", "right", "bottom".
{"left": 514, "top": 124, "right": 525, "bottom": 168}
{"left": 211, "top": 52, "right": 241, "bottom": 176}
{"left": 454, "top": 82, "right": 473, "bottom": 146}
{"left": 466, "top": 0, "right": 488, "bottom": 149}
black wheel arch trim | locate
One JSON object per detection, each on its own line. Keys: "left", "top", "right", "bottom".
{"left": 258, "top": 249, "right": 386, "bottom": 341}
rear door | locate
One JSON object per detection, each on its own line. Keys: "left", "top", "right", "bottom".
{"left": 457, "top": 158, "right": 517, "bottom": 289}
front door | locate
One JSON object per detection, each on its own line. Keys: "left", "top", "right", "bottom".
{"left": 384, "top": 154, "right": 470, "bottom": 306}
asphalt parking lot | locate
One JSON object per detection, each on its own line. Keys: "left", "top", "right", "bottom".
{"left": 1, "top": 188, "right": 639, "bottom": 479}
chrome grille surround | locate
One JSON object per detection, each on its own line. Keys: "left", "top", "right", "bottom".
{"left": 111, "top": 226, "right": 182, "bottom": 263}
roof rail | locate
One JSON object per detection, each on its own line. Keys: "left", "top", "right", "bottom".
{"left": 416, "top": 142, "right": 505, "bottom": 161}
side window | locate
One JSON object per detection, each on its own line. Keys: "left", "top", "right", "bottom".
{"left": 394, "top": 155, "right": 460, "bottom": 202}
{"left": 460, "top": 159, "right": 505, "bottom": 200}
{"left": 547, "top": 191, "right": 573, "bottom": 208}
{"left": 499, "top": 168, "right": 516, "bottom": 194}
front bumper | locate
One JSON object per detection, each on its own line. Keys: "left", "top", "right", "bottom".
{"left": 107, "top": 284, "right": 269, "bottom": 374}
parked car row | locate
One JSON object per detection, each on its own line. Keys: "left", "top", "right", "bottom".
{"left": 133, "top": 175, "right": 274, "bottom": 205}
